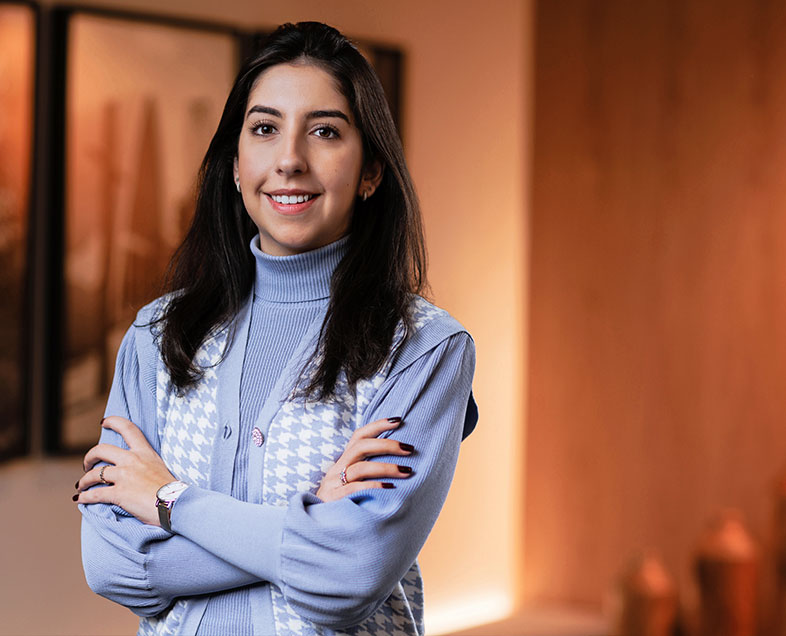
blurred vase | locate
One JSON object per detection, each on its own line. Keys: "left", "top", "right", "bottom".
{"left": 619, "top": 551, "right": 677, "bottom": 636}
{"left": 694, "top": 510, "right": 758, "bottom": 636}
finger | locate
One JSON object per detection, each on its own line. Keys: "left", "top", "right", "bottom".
{"left": 350, "top": 417, "right": 403, "bottom": 442}
{"left": 77, "top": 465, "right": 115, "bottom": 492}
{"left": 346, "top": 461, "right": 413, "bottom": 483}
{"left": 343, "top": 438, "right": 414, "bottom": 465}
{"left": 102, "top": 416, "right": 152, "bottom": 451}
{"left": 340, "top": 481, "right": 397, "bottom": 496}
{"left": 83, "top": 444, "right": 126, "bottom": 472}
{"left": 75, "top": 484, "right": 117, "bottom": 506}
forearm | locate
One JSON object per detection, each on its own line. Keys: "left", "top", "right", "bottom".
{"left": 81, "top": 503, "right": 260, "bottom": 616}
{"left": 80, "top": 313, "right": 261, "bottom": 611}
{"left": 279, "top": 335, "right": 472, "bottom": 627}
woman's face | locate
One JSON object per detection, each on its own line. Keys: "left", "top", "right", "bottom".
{"left": 234, "top": 63, "right": 371, "bottom": 256}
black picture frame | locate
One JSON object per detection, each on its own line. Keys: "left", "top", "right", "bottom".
{"left": 0, "top": 0, "right": 37, "bottom": 461}
{"left": 49, "top": 7, "right": 244, "bottom": 453}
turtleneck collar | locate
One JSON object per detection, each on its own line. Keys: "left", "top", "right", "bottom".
{"left": 250, "top": 235, "right": 349, "bottom": 303}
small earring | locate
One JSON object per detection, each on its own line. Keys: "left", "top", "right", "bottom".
{"left": 362, "top": 189, "right": 371, "bottom": 202}
{"left": 235, "top": 180, "right": 241, "bottom": 193}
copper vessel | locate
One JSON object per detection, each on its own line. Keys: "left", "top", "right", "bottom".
{"left": 619, "top": 551, "right": 677, "bottom": 636}
{"left": 694, "top": 510, "right": 758, "bottom": 636}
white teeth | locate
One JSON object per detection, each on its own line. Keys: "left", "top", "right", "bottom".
{"left": 272, "top": 194, "right": 312, "bottom": 204}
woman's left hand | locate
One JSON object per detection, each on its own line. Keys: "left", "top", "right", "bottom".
{"left": 74, "top": 416, "right": 176, "bottom": 527}
{"left": 315, "top": 417, "right": 414, "bottom": 502}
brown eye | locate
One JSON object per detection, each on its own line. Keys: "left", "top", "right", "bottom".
{"left": 313, "top": 125, "right": 339, "bottom": 139}
{"left": 251, "top": 121, "right": 276, "bottom": 136}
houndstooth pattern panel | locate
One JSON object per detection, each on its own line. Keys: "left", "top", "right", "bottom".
{"left": 264, "top": 297, "right": 444, "bottom": 635}
{"left": 139, "top": 328, "right": 227, "bottom": 636}
{"left": 158, "top": 331, "right": 225, "bottom": 484}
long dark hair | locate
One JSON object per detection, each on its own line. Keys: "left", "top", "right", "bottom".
{"left": 157, "top": 21, "right": 427, "bottom": 398}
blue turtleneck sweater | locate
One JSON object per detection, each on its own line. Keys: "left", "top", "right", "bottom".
{"left": 199, "top": 237, "right": 346, "bottom": 634}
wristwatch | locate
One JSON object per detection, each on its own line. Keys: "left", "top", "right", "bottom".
{"left": 155, "top": 480, "right": 189, "bottom": 532}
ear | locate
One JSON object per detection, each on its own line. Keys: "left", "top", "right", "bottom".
{"left": 358, "top": 158, "right": 384, "bottom": 197}
{"left": 233, "top": 156, "right": 239, "bottom": 182}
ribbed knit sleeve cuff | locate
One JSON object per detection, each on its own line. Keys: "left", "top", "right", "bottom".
{"left": 169, "top": 485, "right": 286, "bottom": 588}
{"left": 80, "top": 509, "right": 172, "bottom": 617}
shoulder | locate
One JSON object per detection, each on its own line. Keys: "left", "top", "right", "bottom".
{"left": 134, "top": 293, "right": 174, "bottom": 328}
{"left": 408, "top": 295, "right": 468, "bottom": 337}
{"left": 386, "top": 296, "right": 478, "bottom": 440}
{"left": 389, "top": 295, "right": 474, "bottom": 377}
{"left": 125, "top": 294, "right": 173, "bottom": 364}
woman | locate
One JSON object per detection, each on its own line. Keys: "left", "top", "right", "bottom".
{"left": 76, "top": 21, "right": 476, "bottom": 636}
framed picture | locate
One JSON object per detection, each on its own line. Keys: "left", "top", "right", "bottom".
{"left": 0, "top": 1, "right": 36, "bottom": 460}
{"left": 55, "top": 9, "right": 241, "bottom": 452}
{"left": 356, "top": 43, "right": 404, "bottom": 135}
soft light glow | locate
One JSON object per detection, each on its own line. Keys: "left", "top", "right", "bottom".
{"left": 424, "top": 591, "right": 514, "bottom": 635}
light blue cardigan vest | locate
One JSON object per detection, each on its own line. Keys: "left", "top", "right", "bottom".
{"left": 138, "top": 295, "right": 460, "bottom": 636}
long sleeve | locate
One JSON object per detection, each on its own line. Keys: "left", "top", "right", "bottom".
{"left": 168, "top": 330, "right": 476, "bottom": 629}
{"left": 79, "top": 320, "right": 260, "bottom": 617}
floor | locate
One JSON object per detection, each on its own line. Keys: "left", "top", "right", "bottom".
{"left": 446, "top": 605, "right": 610, "bottom": 636}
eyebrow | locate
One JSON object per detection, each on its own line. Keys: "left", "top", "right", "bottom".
{"left": 246, "top": 105, "right": 350, "bottom": 124}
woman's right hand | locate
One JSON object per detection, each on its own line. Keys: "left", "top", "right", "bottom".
{"left": 315, "top": 417, "right": 415, "bottom": 502}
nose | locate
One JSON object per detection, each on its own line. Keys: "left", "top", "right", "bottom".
{"left": 275, "top": 132, "right": 307, "bottom": 176}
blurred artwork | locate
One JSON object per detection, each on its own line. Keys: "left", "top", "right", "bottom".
{"left": 355, "top": 43, "right": 403, "bottom": 133}
{"left": 62, "top": 13, "right": 238, "bottom": 449}
{"left": 0, "top": 3, "right": 34, "bottom": 460}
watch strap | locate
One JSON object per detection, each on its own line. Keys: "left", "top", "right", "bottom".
{"left": 156, "top": 480, "right": 188, "bottom": 532}
{"left": 157, "top": 499, "right": 174, "bottom": 532}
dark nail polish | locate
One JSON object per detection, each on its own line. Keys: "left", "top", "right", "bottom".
{"left": 399, "top": 442, "right": 414, "bottom": 452}
{"left": 397, "top": 465, "right": 412, "bottom": 474}
{"left": 75, "top": 481, "right": 80, "bottom": 489}
{"left": 387, "top": 417, "right": 402, "bottom": 423}
{"left": 72, "top": 494, "right": 79, "bottom": 502}
{"left": 382, "top": 482, "right": 395, "bottom": 489}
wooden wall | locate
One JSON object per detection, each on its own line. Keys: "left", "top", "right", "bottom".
{"left": 526, "top": 0, "right": 786, "bottom": 614}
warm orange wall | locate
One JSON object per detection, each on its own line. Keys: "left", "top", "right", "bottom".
{"left": 526, "top": 0, "right": 786, "bottom": 617}
{"left": 3, "top": 2, "right": 529, "bottom": 634}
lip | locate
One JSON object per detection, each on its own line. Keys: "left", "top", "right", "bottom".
{"left": 267, "top": 189, "right": 318, "bottom": 196}
{"left": 265, "top": 190, "right": 320, "bottom": 215}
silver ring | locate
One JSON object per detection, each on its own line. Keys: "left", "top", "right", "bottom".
{"left": 99, "top": 465, "right": 108, "bottom": 485}
{"left": 339, "top": 467, "right": 348, "bottom": 486}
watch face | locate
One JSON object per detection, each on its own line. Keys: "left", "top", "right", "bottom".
{"left": 157, "top": 481, "right": 187, "bottom": 500}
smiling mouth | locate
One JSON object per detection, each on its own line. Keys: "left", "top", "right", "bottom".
{"left": 268, "top": 193, "right": 318, "bottom": 204}
{"left": 265, "top": 192, "right": 320, "bottom": 215}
